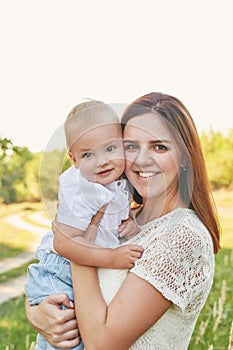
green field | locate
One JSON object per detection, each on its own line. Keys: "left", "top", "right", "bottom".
{"left": 0, "top": 191, "right": 232, "bottom": 349}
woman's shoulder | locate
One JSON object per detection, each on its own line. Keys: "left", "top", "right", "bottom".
{"left": 156, "top": 208, "right": 213, "bottom": 252}
{"left": 131, "top": 207, "right": 213, "bottom": 254}
{"left": 169, "top": 208, "right": 212, "bottom": 243}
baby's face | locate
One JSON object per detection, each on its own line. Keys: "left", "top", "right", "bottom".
{"left": 69, "top": 123, "right": 125, "bottom": 185}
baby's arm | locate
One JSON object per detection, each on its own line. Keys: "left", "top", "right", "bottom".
{"left": 53, "top": 211, "right": 143, "bottom": 270}
{"left": 118, "top": 216, "right": 140, "bottom": 240}
{"left": 55, "top": 205, "right": 105, "bottom": 243}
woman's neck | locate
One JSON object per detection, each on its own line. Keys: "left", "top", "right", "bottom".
{"left": 137, "top": 194, "right": 187, "bottom": 226}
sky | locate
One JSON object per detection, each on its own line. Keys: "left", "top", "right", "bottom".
{"left": 0, "top": 0, "right": 232, "bottom": 152}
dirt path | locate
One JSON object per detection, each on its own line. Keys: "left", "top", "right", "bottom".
{"left": 0, "top": 211, "right": 51, "bottom": 304}
{"left": 4, "top": 212, "right": 51, "bottom": 235}
{"left": 3, "top": 211, "right": 51, "bottom": 251}
{"left": 0, "top": 275, "right": 28, "bottom": 304}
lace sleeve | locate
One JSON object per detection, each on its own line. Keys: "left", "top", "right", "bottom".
{"left": 130, "top": 221, "right": 214, "bottom": 310}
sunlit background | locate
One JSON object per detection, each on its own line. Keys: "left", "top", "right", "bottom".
{"left": 0, "top": 0, "right": 232, "bottom": 152}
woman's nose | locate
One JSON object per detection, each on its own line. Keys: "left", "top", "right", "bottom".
{"left": 134, "top": 147, "right": 154, "bottom": 166}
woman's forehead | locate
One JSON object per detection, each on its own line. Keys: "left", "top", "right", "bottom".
{"left": 123, "top": 113, "right": 184, "bottom": 149}
{"left": 124, "top": 113, "right": 171, "bottom": 138}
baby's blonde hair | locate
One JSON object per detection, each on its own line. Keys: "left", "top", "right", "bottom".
{"left": 64, "top": 99, "right": 120, "bottom": 150}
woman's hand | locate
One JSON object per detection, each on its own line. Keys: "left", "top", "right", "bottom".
{"left": 25, "top": 294, "right": 81, "bottom": 349}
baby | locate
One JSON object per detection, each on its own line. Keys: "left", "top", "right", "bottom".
{"left": 25, "top": 99, "right": 142, "bottom": 350}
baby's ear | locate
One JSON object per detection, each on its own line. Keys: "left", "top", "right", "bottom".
{"left": 68, "top": 151, "right": 77, "bottom": 165}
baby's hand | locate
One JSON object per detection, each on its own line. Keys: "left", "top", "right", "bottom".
{"left": 112, "top": 244, "right": 144, "bottom": 269}
{"left": 118, "top": 217, "right": 139, "bottom": 240}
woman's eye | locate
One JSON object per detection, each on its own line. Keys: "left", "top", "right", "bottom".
{"left": 154, "top": 144, "right": 167, "bottom": 151}
{"left": 83, "top": 152, "right": 93, "bottom": 159}
{"left": 124, "top": 143, "right": 138, "bottom": 151}
{"left": 106, "top": 145, "right": 116, "bottom": 152}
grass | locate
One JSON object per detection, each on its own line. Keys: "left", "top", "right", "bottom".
{"left": 188, "top": 247, "right": 233, "bottom": 349}
{"left": 0, "top": 295, "right": 37, "bottom": 350}
{"left": 0, "top": 260, "right": 37, "bottom": 284}
{"left": 0, "top": 191, "right": 232, "bottom": 349}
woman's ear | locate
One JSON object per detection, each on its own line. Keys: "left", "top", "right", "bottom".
{"left": 180, "top": 155, "right": 187, "bottom": 169}
{"left": 180, "top": 158, "right": 188, "bottom": 172}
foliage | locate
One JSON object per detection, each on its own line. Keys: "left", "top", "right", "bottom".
{"left": 22, "top": 153, "right": 42, "bottom": 201}
{"left": 0, "top": 147, "right": 33, "bottom": 203}
{"left": 200, "top": 128, "right": 233, "bottom": 189}
{"left": 0, "top": 138, "right": 20, "bottom": 158}
{"left": 40, "top": 148, "right": 70, "bottom": 201}
{"left": 0, "top": 138, "right": 41, "bottom": 204}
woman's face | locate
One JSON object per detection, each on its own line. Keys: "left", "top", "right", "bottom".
{"left": 123, "top": 113, "right": 185, "bottom": 201}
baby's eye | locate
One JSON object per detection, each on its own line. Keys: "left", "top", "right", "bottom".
{"left": 83, "top": 152, "right": 93, "bottom": 159}
{"left": 106, "top": 145, "right": 116, "bottom": 152}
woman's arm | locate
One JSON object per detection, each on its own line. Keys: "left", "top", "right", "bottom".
{"left": 25, "top": 294, "right": 80, "bottom": 349}
{"left": 70, "top": 263, "right": 172, "bottom": 350}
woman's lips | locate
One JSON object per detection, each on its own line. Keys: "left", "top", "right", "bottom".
{"left": 137, "top": 171, "right": 161, "bottom": 179}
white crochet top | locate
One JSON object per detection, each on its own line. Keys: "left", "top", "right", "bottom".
{"left": 97, "top": 208, "right": 215, "bottom": 350}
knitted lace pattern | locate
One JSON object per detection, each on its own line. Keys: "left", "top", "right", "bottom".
{"left": 98, "top": 208, "right": 215, "bottom": 350}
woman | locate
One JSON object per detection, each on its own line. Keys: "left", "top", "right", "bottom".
{"left": 25, "top": 92, "right": 221, "bottom": 349}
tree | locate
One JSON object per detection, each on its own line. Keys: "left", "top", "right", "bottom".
{"left": 39, "top": 148, "right": 69, "bottom": 201}
{"left": 200, "top": 128, "right": 233, "bottom": 189}
{"left": 0, "top": 138, "right": 18, "bottom": 158}
{"left": 0, "top": 142, "right": 33, "bottom": 204}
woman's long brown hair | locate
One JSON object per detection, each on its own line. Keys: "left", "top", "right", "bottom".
{"left": 121, "top": 92, "right": 221, "bottom": 254}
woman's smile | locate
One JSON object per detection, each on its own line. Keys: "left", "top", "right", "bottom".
{"left": 137, "top": 171, "right": 161, "bottom": 179}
